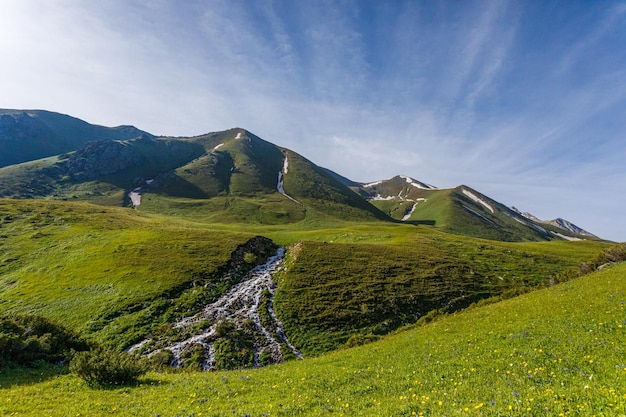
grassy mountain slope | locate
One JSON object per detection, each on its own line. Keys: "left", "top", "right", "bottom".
{"left": 3, "top": 260, "right": 624, "bottom": 416}
{"left": 0, "top": 136, "right": 205, "bottom": 201}
{"left": 134, "top": 129, "right": 309, "bottom": 224}
{"left": 281, "top": 150, "right": 389, "bottom": 223}
{"left": 0, "top": 109, "right": 600, "bottom": 241}
{"left": 274, "top": 231, "right": 608, "bottom": 355}
{"left": 0, "top": 109, "right": 148, "bottom": 168}
{"left": 363, "top": 176, "right": 588, "bottom": 241}
{"left": 0, "top": 127, "right": 388, "bottom": 225}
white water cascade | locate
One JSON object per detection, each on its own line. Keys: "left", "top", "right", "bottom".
{"left": 128, "top": 247, "right": 302, "bottom": 369}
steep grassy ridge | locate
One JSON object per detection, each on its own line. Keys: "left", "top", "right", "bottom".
{"left": 282, "top": 150, "right": 389, "bottom": 223}
{"left": 364, "top": 178, "right": 590, "bottom": 242}
{"left": 274, "top": 236, "right": 608, "bottom": 355}
{"left": 2, "top": 261, "right": 624, "bottom": 416}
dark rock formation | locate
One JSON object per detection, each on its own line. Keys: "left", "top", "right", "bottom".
{"left": 64, "top": 139, "right": 147, "bottom": 180}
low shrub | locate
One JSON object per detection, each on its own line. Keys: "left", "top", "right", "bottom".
{"left": 70, "top": 346, "right": 148, "bottom": 386}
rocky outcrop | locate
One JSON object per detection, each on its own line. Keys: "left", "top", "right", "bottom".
{"left": 64, "top": 138, "right": 147, "bottom": 180}
{"left": 0, "top": 112, "right": 53, "bottom": 142}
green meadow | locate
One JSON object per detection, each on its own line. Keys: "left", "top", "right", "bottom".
{"left": 0, "top": 199, "right": 608, "bottom": 353}
{"left": 1, "top": 260, "right": 624, "bottom": 416}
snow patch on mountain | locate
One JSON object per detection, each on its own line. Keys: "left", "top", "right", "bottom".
{"left": 363, "top": 180, "right": 384, "bottom": 188}
{"left": 128, "top": 188, "right": 142, "bottom": 207}
{"left": 515, "top": 209, "right": 595, "bottom": 237}
{"left": 551, "top": 231, "right": 584, "bottom": 241}
{"left": 462, "top": 204, "right": 496, "bottom": 225}
{"left": 402, "top": 204, "right": 416, "bottom": 221}
{"left": 400, "top": 175, "right": 437, "bottom": 190}
{"left": 549, "top": 218, "right": 594, "bottom": 236}
{"left": 212, "top": 143, "right": 224, "bottom": 151}
{"left": 128, "top": 178, "right": 155, "bottom": 208}
{"left": 462, "top": 189, "right": 495, "bottom": 213}
{"left": 277, "top": 154, "right": 299, "bottom": 204}
{"left": 370, "top": 195, "right": 397, "bottom": 201}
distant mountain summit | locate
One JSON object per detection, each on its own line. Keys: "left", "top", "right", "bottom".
{"left": 0, "top": 109, "right": 601, "bottom": 241}
{"left": 355, "top": 176, "right": 597, "bottom": 241}
{"left": 0, "top": 109, "right": 148, "bottom": 167}
{"left": 510, "top": 207, "right": 596, "bottom": 239}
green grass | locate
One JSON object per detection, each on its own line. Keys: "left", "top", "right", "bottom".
{"left": 0, "top": 198, "right": 610, "bottom": 353}
{"left": 2, "top": 261, "right": 624, "bottom": 416}
{"left": 0, "top": 199, "right": 255, "bottom": 346}
{"left": 273, "top": 235, "right": 607, "bottom": 356}
{"left": 138, "top": 194, "right": 306, "bottom": 225}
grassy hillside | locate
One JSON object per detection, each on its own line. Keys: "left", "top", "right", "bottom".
{"left": 0, "top": 198, "right": 610, "bottom": 352}
{"left": 363, "top": 177, "right": 593, "bottom": 242}
{"left": 0, "top": 199, "right": 262, "bottom": 347}
{"left": 274, "top": 233, "right": 608, "bottom": 355}
{"left": 282, "top": 149, "right": 389, "bottom": 223}
{"left": 399, "top": 186, "right": 558, "bottom": 241}
{"left": 2, "top": 260, "right": 624, "bottom": 416}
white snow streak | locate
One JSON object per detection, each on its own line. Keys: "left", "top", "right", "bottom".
{"left": 462, "top": 204, "right": 496, "bottom": 225}
{"left": 128, "top": 178, "right": 155, "bottom": 207}
{"left": 400, "top": 175, "right": 437, "bottom": 190}
{"left": 235, "top": 132, "right": 243, "bottom": 140}
{"left": 212, "top": 143, "right": 224, "bottom": 151}
{"left": 402, "top": 202, "right": 418, "bottom": 221}
{"left": 277, "top": 154, "right": 299, "bottom": 203}
{"left": 462, "top": 189, "right": 495, "bottom": 213}
{"left": 551, "top": 231, "right": 584, "bottom": 241}
{"left": 370, "top": 195, "right": 397, "bottom": 201}
{"left": 128, "top": 188, "right": 142, "bottom": 207}
{"left": 363, "top": 180, "right": 384, "bottom": 188}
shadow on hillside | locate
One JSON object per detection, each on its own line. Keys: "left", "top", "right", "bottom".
{"left": 0, "top": 364, "right": 67, "bottom": 389}
{"left": 405, "top": 219, "right": 436, "bottom": 226}
{"left": 0, "top": 364, "right": 164, "bottom": 390}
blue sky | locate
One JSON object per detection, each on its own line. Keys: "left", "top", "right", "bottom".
{"left": 1, "top": 0, "right": 625, "bottom": 241}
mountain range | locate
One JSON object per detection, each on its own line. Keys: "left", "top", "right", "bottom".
{"left": 0, "top": 109, "right": 597, "bottom": 242}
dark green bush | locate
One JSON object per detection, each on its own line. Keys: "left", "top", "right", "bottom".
{"left": 0, "top": 314, "right": 89, "bottom": 368}
{"left": 213, "top": 338, "right": 254, "bottom": 370}
{"left": 151, "top": 349, "right": 174, "bottom": 369}
{"left": 70, "top": 346, "right": 147, "bottom": 386}
{"left": 182, "top": 344, "right": 205, "bottom": 370}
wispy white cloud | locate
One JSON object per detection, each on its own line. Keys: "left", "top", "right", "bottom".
{"left": 555, "top": 3, "right": 626, "bottom": 76}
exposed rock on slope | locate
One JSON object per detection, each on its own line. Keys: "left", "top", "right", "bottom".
{"left": 128, "top": 240, "right": 302, "bottom": 370}
{"left": 64, "top": 139, "right": 147, "bottom": 179}
{"left": 0, "top": 109, "right": 148, "bottom": 167}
